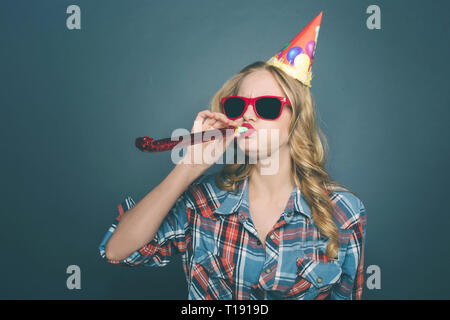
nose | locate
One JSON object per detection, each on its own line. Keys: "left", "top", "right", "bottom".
{"left": 242, "top": 102, "right": 257, "bottom": 122}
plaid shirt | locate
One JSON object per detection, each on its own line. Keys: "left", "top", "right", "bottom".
{"left": 99, "top": 172, "right": 367, "bottom": 300}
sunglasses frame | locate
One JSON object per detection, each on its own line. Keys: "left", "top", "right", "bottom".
{"left": 221, "top": 95, "right": 292, "bottom": 120}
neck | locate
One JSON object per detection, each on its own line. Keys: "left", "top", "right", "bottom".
{"left": 248, "top": 144, "right": 295, "bottom": 200}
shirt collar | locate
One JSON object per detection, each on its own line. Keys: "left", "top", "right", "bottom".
{"left": 213, "top": 175, "right": 312, "bottom": 219}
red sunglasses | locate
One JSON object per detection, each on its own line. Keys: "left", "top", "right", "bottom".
{"left": 221, "top": 95, "right": 292, "bottom": 120}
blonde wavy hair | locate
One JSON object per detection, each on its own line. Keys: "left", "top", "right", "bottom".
{"left": 210, "top": 61, "right": 358, "bottom": 260}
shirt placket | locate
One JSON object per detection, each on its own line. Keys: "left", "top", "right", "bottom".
{"left": 241, "top": 209, "right": 295, "bottom": 297}
{"left": 235, "top": 178, "right": 303, "bottom": 299}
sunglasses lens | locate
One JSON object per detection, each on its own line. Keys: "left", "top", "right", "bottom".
{"left": 255, "top": 97, "right": 282, "bottom": 120}
{"left": 223, "top": 97, "right": 246, "bottom": 119}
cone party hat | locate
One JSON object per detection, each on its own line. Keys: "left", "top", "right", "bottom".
{"left": 266, "top": 11, "right": 323, "bottom": 87}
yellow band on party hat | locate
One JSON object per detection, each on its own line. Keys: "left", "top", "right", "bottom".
{"left": 266, "top": 11, "right": 323, "bottom": 87}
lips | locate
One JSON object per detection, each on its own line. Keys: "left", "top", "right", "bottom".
{"left": 241, "top": 123, "right": 255, "bottom": 137}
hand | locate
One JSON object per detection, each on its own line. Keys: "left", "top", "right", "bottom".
{"left": 179, "top": 110, "right": 240, "bottom": 172}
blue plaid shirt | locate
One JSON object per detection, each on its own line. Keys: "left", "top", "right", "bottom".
{"left": 99, "top": 172, "right": 367, "bottom": 299}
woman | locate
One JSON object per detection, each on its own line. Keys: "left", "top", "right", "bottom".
{"left": 98, "top": 60, "right": 367, "bottom": 300}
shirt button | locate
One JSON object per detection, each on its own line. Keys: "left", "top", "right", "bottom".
{"left": 269, "top": 233, "right": 275, "bottom": 240}
{"left": 286, "top": 211, "right": 293, "bottom": 217}
{"left": 265, "top": 268, "right": 271, "bottom": 274}
{"left": 317, "top": 277, "right": 323, "bottom": 283}
{"left": 256, "top": 239, "right": 261, "bottom": 246}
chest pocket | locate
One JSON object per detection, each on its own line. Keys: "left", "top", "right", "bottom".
{"left": 190, "top": 251, "right": 235, "bottom": 300}
{"left": 286, "top": 257, "right": 342, "bottom": 299}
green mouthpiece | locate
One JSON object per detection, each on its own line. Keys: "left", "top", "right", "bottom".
{"left": 237, "top": 126, "right": 248, "bottom": 133}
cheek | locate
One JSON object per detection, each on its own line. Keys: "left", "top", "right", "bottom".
{"left": 266, "top": 129, "right": 287, "bottom": 151}
{"left": 265, "top": 120, "right": 290, "bottom": 146}
{"left": 253, "top": 124, "right": 289, "bottom": 151}
{"left": 278, "top": 112, "right": 293, "bottom": 140}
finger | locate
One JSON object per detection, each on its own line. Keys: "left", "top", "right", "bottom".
{"left": 222, "top": 115, "right": 239, "bottom": 128}
{"left": 192, "top": 110, "right": 216, "bottom": 133}
{"left": 192, "top": 110, "right": 213, "bottom": 126}
{"left": 212, "top": 112, "right": 232, "bottom": 124}
{"left": 191, "top": 118, "right": 204, "bottom": 133}
{"left": 204, "top": 117, "right": 217, "bottom": 130}
{"left": 196, "top": 109, "right": 214, "bottom": 121}
{"left": 211, "top": 113, "right": 238, "bottom": 129}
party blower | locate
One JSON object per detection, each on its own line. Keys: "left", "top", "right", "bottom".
{"left": 135, "top": 123, "right": 255, "bottom": 153}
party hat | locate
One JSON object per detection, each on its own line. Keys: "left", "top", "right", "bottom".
{"left": 266, "top": 11, "right": 323, "bottom": 87}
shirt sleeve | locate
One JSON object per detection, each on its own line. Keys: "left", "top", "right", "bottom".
{"left": 329, "top": 198, "right": 367, "bottom": 300}
{"left": 98, "top": 190, "right": 192, "bottom": 268}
